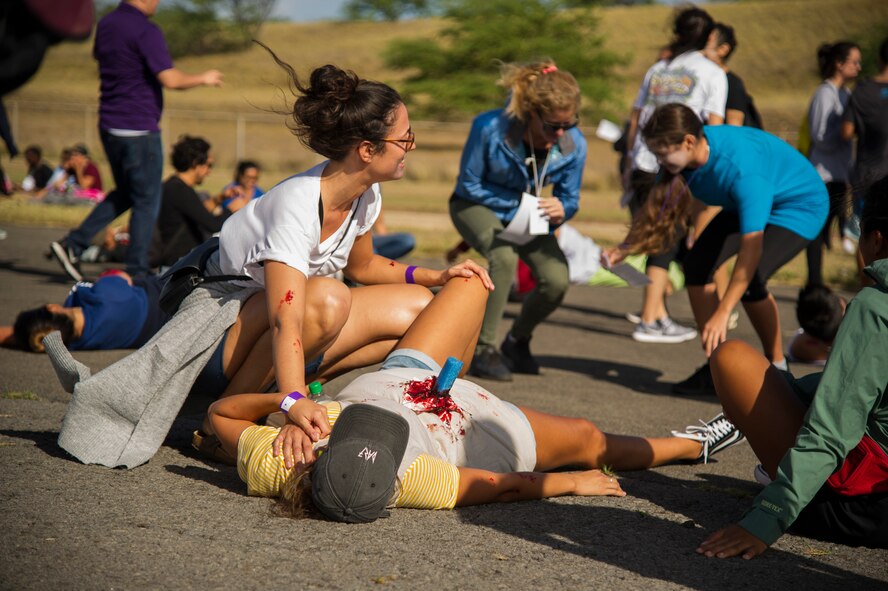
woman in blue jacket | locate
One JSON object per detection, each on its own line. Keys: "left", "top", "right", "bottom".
{"left": 603, "top": 103, "right": 828, "bottom": 392}
{"left": 450, "top": 60, "right": 586, "bottom": 381}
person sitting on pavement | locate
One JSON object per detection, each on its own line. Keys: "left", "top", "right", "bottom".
{"left": 697, "top": 176, "right": 888, "bottom": 559}
{"left": 150, "top": 135, "right": 237, "bottom": 269}
{"left": 786, "top": 283, "right": 845, "bottom": 366}
{"left": 0, "top": 270, "right": 169, "bottom": 352}
{"left": 41, "top": 144, "right": 105, "bottom": 204}
{"left": 206, "top": 274, "right": 744, "bottom": 520}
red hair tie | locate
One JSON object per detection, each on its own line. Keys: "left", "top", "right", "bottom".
{"left": 540, "top": 65, "right": 558, "bottom": 75}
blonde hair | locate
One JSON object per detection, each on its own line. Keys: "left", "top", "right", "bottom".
{"left": 499, "top": 60, "right": 581, "bottom": 122}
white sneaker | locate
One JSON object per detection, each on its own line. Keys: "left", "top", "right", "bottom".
{"left": 672, "top": 412, "right": 745, "bottom": 464}
{"left": 727, "top": 309, "right": 740, "bottom": 330}
{"left": 632, "top": 316, "right": 697, "bottom": 344}
{"left": 625, "top": 311, "right": 642, "bottom": 324}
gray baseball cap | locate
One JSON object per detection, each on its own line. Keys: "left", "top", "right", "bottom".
{"left": 311, "top": 404, "right": 409, "bottom": 523}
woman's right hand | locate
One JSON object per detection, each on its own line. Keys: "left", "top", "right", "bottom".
{"left": 272, "top": 398, "right": 332, "bottom": 468}
{"left": 600, "top": 246, "right": 627, "bottom": 269}
{"left": 573, "top": 470, "right": 626, "bottom": 497}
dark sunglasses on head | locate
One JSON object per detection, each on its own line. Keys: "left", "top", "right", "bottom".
{"left": 538, "top": 112, "right": 579, "bottom": 133}
{"left": 382, "top": 129, "right": 416, "bottom": 151}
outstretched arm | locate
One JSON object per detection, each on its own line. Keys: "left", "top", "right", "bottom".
{"left": 455, "top": 467, "right": 625, "bottom": 507}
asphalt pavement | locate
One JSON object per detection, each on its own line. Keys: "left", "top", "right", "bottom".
{"left": 1, "top": 223, "right": 886, "bottom": 590}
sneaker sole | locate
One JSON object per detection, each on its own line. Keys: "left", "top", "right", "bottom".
{"left": 49, "top": 241, "right": 83, "bottom": 282}
{"left": 632, "top": 330, "right": 697, "bottom": 344}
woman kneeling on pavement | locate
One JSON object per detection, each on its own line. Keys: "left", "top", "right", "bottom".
{"left": 48, "top": 53, "right": 491, "bottom": 469}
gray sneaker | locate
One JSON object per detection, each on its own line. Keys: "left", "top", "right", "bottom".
{"left": 632, "top": 316, "right": 697, "bottom": 343}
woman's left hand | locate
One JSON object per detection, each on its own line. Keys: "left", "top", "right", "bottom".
{"left": 538, "top": 197, "right": 565, "bottom": 225}
{"left": 436, "top": 259, "right": 495, "bottom": 291}
{"left": 697, "top": 524, "right": 769, "bottom": 559}
{"left": 701, "top": 307, "right": 730, "bottom": 357}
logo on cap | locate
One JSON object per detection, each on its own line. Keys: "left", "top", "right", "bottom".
{"left": 358, "top": 447, "right": 378, "bottom": 463}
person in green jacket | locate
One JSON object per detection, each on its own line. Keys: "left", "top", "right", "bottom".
{"left": 699, "top": 176, "right": 888, "bottom": 559}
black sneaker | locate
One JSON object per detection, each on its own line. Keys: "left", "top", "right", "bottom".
{"left": 671, "top": 362, "right": 716, "bottom": 396}
{"left": 468, "top": 345, "right": 513, "bottom": 382}
{"left": 671, "top": 412, "right": 745, "bottom": 464}
{"left": 49, "top": 240, "right": 83, "bottom": 282}
{"left": 500, "top": 333, "right": 540, "bottom": 375}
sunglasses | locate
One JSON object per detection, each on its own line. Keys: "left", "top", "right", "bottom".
{"left": 382, "top": 129, "right": 416, "bottom": 151}
{"left": 538, "top": 112, "right": 579, "bottom": 133}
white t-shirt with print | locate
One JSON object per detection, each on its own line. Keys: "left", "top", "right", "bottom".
{"left": 631, "top": 51, "right": 728, "bottom": 173}
{"left": 218, "top": 161, "right": 381, "bottom": 285}
{"left": 333, "top": 367, "right": 538, "bottom": 475}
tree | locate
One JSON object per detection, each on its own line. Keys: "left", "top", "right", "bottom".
{"left": 343, "top": 0, "right": 434, "bottom": 22}
{"left": 383, "top": 0, "right": 624, "bottom": 119}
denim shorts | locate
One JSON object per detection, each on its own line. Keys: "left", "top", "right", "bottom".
{"left": 380, "top": 348, "right": 442, "bottom": 373}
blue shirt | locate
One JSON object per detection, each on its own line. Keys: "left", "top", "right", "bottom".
{"left": 94, "top": 2, "right": 174, "bottom": 132}
{"left": 682, "top": 126, "right": 828, "bottom": 240}
{"left": 64, "top": 276, "right": 152, "bottom": 350}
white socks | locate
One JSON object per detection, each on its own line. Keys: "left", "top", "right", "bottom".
{"left": 44, "top": 331, "right": 91, "bottom": 393}
{"left": 772, "top": 358, "right": 788, "bottom": 371}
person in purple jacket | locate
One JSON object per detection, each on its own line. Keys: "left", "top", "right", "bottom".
{"left": 49, "top": 0, "right": 223, "bottom": 282}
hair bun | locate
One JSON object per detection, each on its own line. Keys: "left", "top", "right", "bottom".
{"left": 308, "top": 65, "right": 360, "bottom": 103}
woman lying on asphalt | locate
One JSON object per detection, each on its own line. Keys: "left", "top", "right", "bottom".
{"left": 698, "top": 177, "right": 888, "bottom": 559}
{"left": 207, "top": 274, "right": 744, "bottom": 521}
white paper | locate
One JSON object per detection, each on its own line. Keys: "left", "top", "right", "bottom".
{"left": 595, "top": 119, "right": 623, "bottom": 143}
{"left": 499, "top": 192, "right": 550, "bottom": 245}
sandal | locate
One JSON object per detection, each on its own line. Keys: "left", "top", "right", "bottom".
{"left": 192, "top": 430, "right": 236, "bottom": 466}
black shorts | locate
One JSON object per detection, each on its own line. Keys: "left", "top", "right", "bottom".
{"left": 790, "top": 488, "right": 888, "bottom": 548}
{"left": 682, "top": 211, "right": 809, "bottom": 302}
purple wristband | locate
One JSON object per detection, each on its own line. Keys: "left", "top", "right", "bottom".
{"left": 279, "top": 391, "right": 305, "bottom": 413}
{"left": 405, "top": 265, "right": 417, "bottom": 284}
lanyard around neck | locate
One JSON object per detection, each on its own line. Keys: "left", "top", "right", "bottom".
{"left": 524, "top": 125, "right": 552, "bottom": 198}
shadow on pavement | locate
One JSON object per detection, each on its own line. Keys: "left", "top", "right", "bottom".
{"left": 164, "top": 464, "right": 244, "bottom": 495}
{"left": 537, "top": 355, "right": 676, "bottom": 395}
{"left": 0, "top": 259, "right": 73, "bottom": 284}
{"left": 458, "top": 493, "right": 884, "bottom": 590}
{"left": 0, "top": 428, "right": 78, "bottom": 462}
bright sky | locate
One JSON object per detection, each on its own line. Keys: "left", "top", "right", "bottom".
{"left": 270, "top": 0, "right": 349, "bottom": 22}
{"left": 270, "top": 0, "right": 693, "bottom": 22}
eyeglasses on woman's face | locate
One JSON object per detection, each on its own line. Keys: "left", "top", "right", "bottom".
{"left": 382, "top": 129, "right": 416, "bottom": 152}
{"left": 537, "top": 112, "right": 579, "bottom": 134}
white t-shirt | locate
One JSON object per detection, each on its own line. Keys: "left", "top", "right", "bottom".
{"left": 631, "top": 51, "right": 728, "bottom": 173}
{"left": 218, "top": 161, "right": 382, "bottom": 285}
{"left": 333, "top": 368, "right": 538, "bottom": 475}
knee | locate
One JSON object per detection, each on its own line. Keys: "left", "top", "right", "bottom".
{"left": 396, "top": 284, "right": 434, "bottom": 327}
{"left": 308, "top": 279, "right": 351, "bottom": 338}
{"left": 488, "top": 247, "right": 519, "bottom": 275}
{"left": 536, "top": 265, "right": 569, "bottom": 301}
{"left": 710, "top": 339, "right": 759, "bottom": 402}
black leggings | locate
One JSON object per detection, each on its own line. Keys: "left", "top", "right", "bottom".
{"left": 805, "top": 180, "right": 850, "bottom": 286}
{"left": 682, "top": 211, "right": 809, "bottom": 303}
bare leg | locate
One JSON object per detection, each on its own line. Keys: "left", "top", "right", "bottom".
{"left": 641, "top": 266, "right": 670, "bottom": 323}
{"left": 391, "top": 275, "right": 487, "bottom": 369}
{"left": 688, "top": 284, "right": 720, "bottom": 354}
{"left": 520, "top": 407, "right": 702, "bottom": 472}
{"left": 222, "top": 277, "right": 352, "bottom": 394}
{"left": 316, "top": 283, "right": 434, "bottom": 375}
{"left": 710, "top": 340, "right": 806, "bottom": 478}
{"left": 742, "top": 294, "right": 784, "bottom": 362}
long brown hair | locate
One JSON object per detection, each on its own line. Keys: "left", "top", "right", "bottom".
{"left": 626, "top": 103, "right": 703, "bottom": 255}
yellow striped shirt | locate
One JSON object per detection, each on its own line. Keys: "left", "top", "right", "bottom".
{"left": 236, "top": 402, "right": 459, "bottom": 509}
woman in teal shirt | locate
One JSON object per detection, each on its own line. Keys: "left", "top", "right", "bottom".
{"left": 604, "top": 103, "right": 828, "bottom": 391}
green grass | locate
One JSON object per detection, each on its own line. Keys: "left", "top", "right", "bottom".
{"left": 0, "top": 391, "right": 40, "bottom": 401}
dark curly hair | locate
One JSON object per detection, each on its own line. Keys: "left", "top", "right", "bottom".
{"left": 255, "top": 41, "right": 403, "bottom": 161}
{"left": 171, "top": 136, "right": 211, "bottom": 172}
{"left": 13, "top": 306, "right": 75, "bottom": 353}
